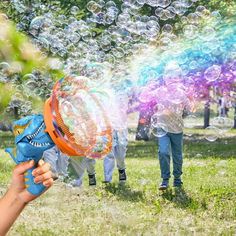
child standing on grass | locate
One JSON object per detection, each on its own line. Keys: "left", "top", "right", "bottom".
{"left": 103, "top": 91, "right": 129, "bottom": 184}
{"left": 152, "top": 62, "right": 195, "bottom": 190}
{"left": 103, "top": 128, "right": 128, "bottom": 183}
{"left": 68, "top": 157, "right": 96, "bottom": 187}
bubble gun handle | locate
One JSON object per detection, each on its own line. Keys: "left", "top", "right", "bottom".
{"left": 5, "top": 148, "right": 46, "bottom": 196}
{"left": 24, "top": 165, "right": 46, "bottom": 195}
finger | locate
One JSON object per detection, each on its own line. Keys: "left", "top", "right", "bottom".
{"left": 34, "top": 171, "right": 52, "bottom": 184}
{"left": 32, "top": 162, "right": 51, "bottom": 177}
{"left": 13, "top": 160, "right": 34, "bottom": 175}
{"left": 43, "top": 178, "right": 54, "bottom": 188}
{"left": 38, "top": 159, "right": 45, "bottom": 166}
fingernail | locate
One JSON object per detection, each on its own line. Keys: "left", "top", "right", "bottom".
{"left": 39, "top": 159, "right": 44, "bottom": 165}
{"left": 32, "top": 170, "right": 37, "bottom": 176}
{"left": 30, "top": 160, "right": 34, "bottom": 165}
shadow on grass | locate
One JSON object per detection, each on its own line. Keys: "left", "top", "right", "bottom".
{"left": 104, "top": 182, "right": 144, "bottom": 202}
{"left": 161, "top": 188, "right": 203, "bottom": 211}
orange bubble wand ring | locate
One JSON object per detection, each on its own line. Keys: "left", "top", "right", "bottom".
{"left": 44, "top": 76, "right": 112, "bottom": 159}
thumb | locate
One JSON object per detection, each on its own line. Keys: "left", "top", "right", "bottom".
{"left": 14, "top": 160, "right": 35, "bottom": 175}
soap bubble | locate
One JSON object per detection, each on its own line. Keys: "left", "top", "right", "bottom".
{"left": 29, "top": 16, "right": 51, "bottom": 36}
{"left": 151, "top": 122, "right": 168, "bottom": 137}
{"left": 155, "top": 9, "right": 171, "bottom": 21}
{"left": 111, "top": 47, "right": 125, "bottom": 58}
{"left": 211, "top": 117, "right": 234, "bottom": 133}
{"left": 150, "top": 113, "right": 169, "bottom": 138}
{"left": 200, "top": 26, "right": 216, "bottom": 41}
{"left": 87, "top": 1, "right": 103, "bottom": 14}
{"left": 106, "top": 1, "right": 116, "bottom": 8}
{"left": 82, "top": 62, "right": 111, "bottom": 86}
{"left": 2, "top": 0, "right": 235, "bottom": 149}
{"left": 171, "top": 1, "right": 187, "bottom": 16}
{"left": 137, "top": 0, "right": 146, "bottom": 4}
{"left": 204, "top": 65, "right": 221, "bottom": 82}
{"left": 183, "top": 24, "right": 198, "bottom": 39}
{"left": 71, "top": 6, "right": 80, "bottom": 15}
{"left": 204, "top": 126, "right": 220, "bottom": 142}
{"left": 151, "top": 113, "right": 162, "bottom": 127}
{"left": 157, "top": 0, "right": 171, "bottom": 8}
{"left": 0, "top": 62, "right": 10, "bottom": 82}
{"left": 22, "top": 73, "right": 37, "bottom": 81}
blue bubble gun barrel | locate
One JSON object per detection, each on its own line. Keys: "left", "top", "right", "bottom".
{"left": 5, "top": 114, "right": 55, "bottom": 195}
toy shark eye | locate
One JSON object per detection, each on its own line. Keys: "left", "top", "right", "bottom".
{"left": 13, "top": 128, "right": 24, "bottom": 136}
{"left": 13, "top": 123, "right": 30, "bottom": 136}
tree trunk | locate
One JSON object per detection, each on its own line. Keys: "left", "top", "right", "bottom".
{"left": 204, "top": 101, "right": 210, "bottom": 128}
{"left": 13, "top": 107, "right": 19, "bottom": 119}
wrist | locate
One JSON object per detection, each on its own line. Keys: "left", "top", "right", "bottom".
{"left": 7, "top": 187, "right": 28, "bottom": 207}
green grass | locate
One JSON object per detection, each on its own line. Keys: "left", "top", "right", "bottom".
{"left": 1, "top": 138, "right": 236, "bottom": 236}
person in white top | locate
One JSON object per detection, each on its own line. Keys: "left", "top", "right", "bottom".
{"left": 147, "top": 62, "right": 194, "bottom": 190}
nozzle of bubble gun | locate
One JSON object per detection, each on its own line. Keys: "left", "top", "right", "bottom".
{"left": 5, "top": 148, "right": 17, "bottom": 163}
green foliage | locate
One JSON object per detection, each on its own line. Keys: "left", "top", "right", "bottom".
{"left": 0, "top": 16, "right": 63, "bottom": 77}
{"left": 0, "top": 15, "right": 64, "bottom": 113}
{"left": 0, "top": 84, "right": 14, "bottom": 113}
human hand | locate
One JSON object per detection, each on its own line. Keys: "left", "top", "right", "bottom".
{"left": 9, "top": 160, "right": 53, "bottom": 204}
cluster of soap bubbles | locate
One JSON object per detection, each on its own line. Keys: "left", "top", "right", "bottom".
{"left": 204, "top": 116, "right": 234, "bottom": 142}
{"left": 2, "top": 68, "right": 54, "bottom": 115}
{"left": 130, "top": 8, "right": 236, "bottom": 140}
{"left": 6, "top": 98, "right": 32, "bottom": 116}
{"left": 7, "top": 0, "right": 201, "bottom": 79}
{"left": 87, "top": 1, "right": 119, "bottom": 25}
{"left": 0, "top": 62, "right": 11, "bottom": 83}
{"left": 21, "top": 72, "right": 53, "bottom": 98}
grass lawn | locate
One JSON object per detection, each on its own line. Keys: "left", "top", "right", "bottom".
{"left": 0, "top": 137, "right": 236, "bottom": 236}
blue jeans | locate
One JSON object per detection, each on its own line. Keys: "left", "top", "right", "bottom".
{"left": 158, "top": 132, "right": 183, "bottom": 180}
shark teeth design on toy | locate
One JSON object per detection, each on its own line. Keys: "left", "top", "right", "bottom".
{"left": 29, "top": 140, "right": 51, "bottom": 147}
{"left": 26, "top": 122, "right": 44, "bottom": 140}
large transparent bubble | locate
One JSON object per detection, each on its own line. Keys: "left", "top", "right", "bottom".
{"left": 211, "top": 117, "right": 234, "bottom": 133}
{"left": 204, "top": 126, "right": 220, "bottom": 142}
{"left": 204, "top": 65, "right": 221, "bottom": 82}
{"left": 151, "top": 122, "right": 168, "bottom": 137}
